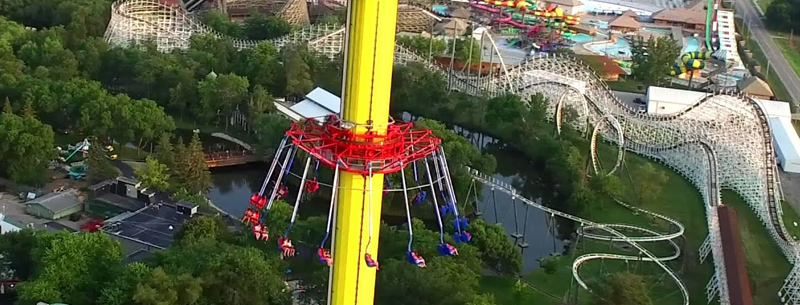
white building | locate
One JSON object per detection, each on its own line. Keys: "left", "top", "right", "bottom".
{"left": 770, "top": 117, "right": 800, "bottom": 173}
{"left": 0, "top": 214, "right": 21, "bottom": 234}
{"left": 645, "top": 86, "right": 709, "bottom": 115}
{"left": 274, "top": 88, "right": 341, "bottom": 122}
{"left": 645, "top": 86, "right": 800, "bottom": 173}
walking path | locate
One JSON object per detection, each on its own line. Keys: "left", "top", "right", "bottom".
{"left": 211, "top": 133, "right": 253, "bottom": 151}
{"left": 735, "top": 0, "right": 800, "bottom": 104}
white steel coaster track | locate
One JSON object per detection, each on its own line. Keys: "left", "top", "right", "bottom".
{"left": 102, "top": 1, "right": 800, "bottom": 303}
{"left": 466, "top": 167, "right": 690, "bottom": 304}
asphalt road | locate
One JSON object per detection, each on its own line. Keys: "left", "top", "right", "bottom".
{"left": 734, "top": 0, "right": 800, "bottom": 104}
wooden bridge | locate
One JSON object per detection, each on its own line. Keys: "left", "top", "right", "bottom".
{"left": 205, "top": 151, "right": 263, "bottom": 168}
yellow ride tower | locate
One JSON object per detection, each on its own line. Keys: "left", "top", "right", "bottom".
{"left": 330, "top": 1, "right": 399, "bottom": 305}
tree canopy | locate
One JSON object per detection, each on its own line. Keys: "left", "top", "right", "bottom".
{"left": 630, "top": 36, "right": 680, "bottom": 86}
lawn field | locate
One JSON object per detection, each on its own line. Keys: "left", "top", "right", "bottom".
{"left": 480, "top": 139, "right": 795, "bottom": 304}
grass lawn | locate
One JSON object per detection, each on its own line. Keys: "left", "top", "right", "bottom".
{"left": 491, "top": 141, "right": 714, "bottom": 304}
{"left": 756, "top": 0, "right": 772, "bottom": 12}
{"left": 721, "top": 191, "right": 791, "bottom": 304}
{"left": 486, "top": 138, "right": 793, "bottom": 304}
{"left": 772, "top": 36, "right": 800, "bottom": 79}
{"left": 607, "top": 79, "right": 646, "bottom": 94}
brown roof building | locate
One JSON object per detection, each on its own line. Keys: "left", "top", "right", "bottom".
{"left": 576, "top": 55, "right": 627, "bottom": 81}
{"left": 738, "top": 76, "right": 775, "bottom": 100}
{"left": 609, "top": 15, "right": 641, "bottom": 33}
{"left": 652, "top": 7, "right": 707, "bottom": 30}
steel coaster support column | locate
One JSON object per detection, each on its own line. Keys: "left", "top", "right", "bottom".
{"left": 330, "top": 1, "right": 398, "bottom": 305}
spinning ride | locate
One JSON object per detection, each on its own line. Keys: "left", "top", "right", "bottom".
{"left": 241, "top": 1, "right": 468, "bottom": 305}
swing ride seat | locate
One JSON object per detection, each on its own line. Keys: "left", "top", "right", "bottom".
{"left": 406, "top": 251, "right": 426, "bottom": 268}
{"left": 285, "top": 115, "right": 440, "bottom": 175}
{"left": 453, "top": 217, "right": 469, "bottom": 229}
{"left": 318, "top": 248, "right": 333, "bottom": 266}
{"left": 364, "top": 254, "right": 379, "bottom": 269}
{"left": 249, "top": 193, "right": 267, "bottom": 209}
{"left": 278, "top": 236, "right": 296, "bottom": 257}
{"left": 276, "top": 184, "right": 289, "bottom": 199}
{"left": 242, "top": 208, "right": 261, "bottom": 225}
{"left": 456, "top": 231, "right": 472, "bottom": 243}
{"left": 253, "top": 224, "right": 269, "bottom": 241}
{"left": 305, "top": 178, "right": 320, "bottom": 194}
{"left": 437, "top": 243, "right": 459, "bottom": 256}
{"left": 412, "top": 190, "right": 428, "bottom": 205}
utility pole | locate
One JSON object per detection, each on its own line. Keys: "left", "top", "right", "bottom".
{"left": 766, "top": 59, "right": 771, "bottom": 80}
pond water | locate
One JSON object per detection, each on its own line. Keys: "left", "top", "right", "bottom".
{"left": 206, "top": 119, "right": 566, "bottom": 272}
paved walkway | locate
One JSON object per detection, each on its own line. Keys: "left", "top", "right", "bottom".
{"left": 211, "top": 133, "right": 253, "bottom": 151}
{"left": 735, "top": 0, "right": 800, "bottom": 104}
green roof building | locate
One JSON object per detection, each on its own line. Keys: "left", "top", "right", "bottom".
{"left": 26, "top": 189, "right": 83, "bottom": 220}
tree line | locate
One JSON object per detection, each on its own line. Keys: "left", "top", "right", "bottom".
{"left": 766, "top": 0, "right": 800, "bottom": 32}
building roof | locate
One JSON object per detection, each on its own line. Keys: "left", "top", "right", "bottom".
{"left": 621, "top": 10, "right": 639, "bottom": 18}
{"left": 576, "top": 55, "right": 627, "bottom": 76}
{"left": 28, "top": 189, "right": 82, "bottom": 214}
{"left": 101, "top": 203, "right": 189, "bottom": 249}
{"left": 449, "top": 7, "right": 471, "bottom": 19}
{"left": 609, "top": 15, "right": 641, "bottom": 29}
{"left": 647, "top": 86, "right": 708, "bottom": 106}
{"left": 545, "top": 0, "right": 584, "bottom": 7}
{"left": 687, "top": 0, "right": 709, "bottom": 10}
{"left": 42, "top": 221, "right": 77, "bottom": 233}
{"left": 756, "top": 99, "right": 791, "bottom": 119}
{"left": 738, "top": 76, "right": 774, "bottom": 97}
{"left": 287, "top": 87, "right": 342, "bottom": 122}
{"left": 652, "top": 8, "right": 707, "bottom": 25}
{"left": 434, "top": 19, "right": 468, "bottom": 35}
{"left": 771, "top": 117, "right": 800, "bottom": 164}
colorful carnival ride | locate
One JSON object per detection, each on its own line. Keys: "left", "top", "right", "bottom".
{"left": 240, "top": 2, "right": 468, "bottom": 304}
{"left": 243, "top": 116, "right": 471, "bottom": 267}
{"left": 470, "top": 0, "right": 580, "bottom": 51}
{"left": 670, "top": 50, "right": 713, "bottom": 76}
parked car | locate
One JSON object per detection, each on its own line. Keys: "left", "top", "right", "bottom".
{"left": 633, "top": 98, "right": 645, "bottom": 105}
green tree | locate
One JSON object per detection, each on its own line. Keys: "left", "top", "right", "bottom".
{"left": 589, "top": 174, "right": 624, "bottom": 200}
{"left": 86, "top": 139, "right": 120, "bottom": 183}
{"left": 247, "top": 85, "right": 276, "bottom": 131}
{"left": 0, "top": 110, "right": 56, "bottom": 185}
{"left": 252, "top": 112, "right": 291, "bottom": 153}
{"left": 98, "top": 263, "right": 152, "bottom": 305}
{"left": 467, "top": 219, "right": 523, "bottom": 275}
{"left": 153, "top": 133, "right": 176, "bottom": 172}
{"left": 632, "top": 163, "right": 668, "bottom": 206}
{"left": 589, "top": 272, "right": 653, "bottom": 305}
{"left": 235, "top": 42, "right": 283, "bottom": 94}
{"left": 135, "top": 156, "right": 171, "bottom": 191}
{"left": 197, "top": 73, "right": 250, "bottom": 125}
{"left": 283, "top": 44, "right": 314, "bottom": 101}
{"left": 175, "top": 132, "right": 212, "bottom": 194}
{"left": 133, "top": 268, "right": 203, "bottom": 305}
{"left": 630, "top": 36, "right": 679, "bottom": 86}
{"left": 0, "top": 229, "right": 39, "bottom": 280}
{"left": 243, "top": 13, "right": 291, "bottom": 40}
{"left": 152, "top": 239, "right": 291, "bottom": 305}
{"left": 766, "top": 0, "right": 800, "bottom": 31}
{"left": 396, "top": 35, "right": 447, "bottom": 58}
{"left": 175, "top": 215, "right": 231, "bottom": 244}
{"left": 16, "top": 232, "right": 124, "bottom": 305}
{"left": 467, "top": 294, "right": 498, "bottom": 305}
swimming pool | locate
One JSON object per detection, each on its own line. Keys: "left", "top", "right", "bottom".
{"left": 432, "top": 4, "right": 447, "bottom": 15}
{"left": 643, "top": 27, "right": 672, "bottom": 35}
{"left": 590, "top": 38, "right": 632, "bottom": 57}
{"left": 570, "top": 33, "right": 594, "bottom": 43}
{"left": 587, "top": 20, "right": 609, "bottom": 30}
{"left": 683, "top": 36, "right": 700, "bottom": 53}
